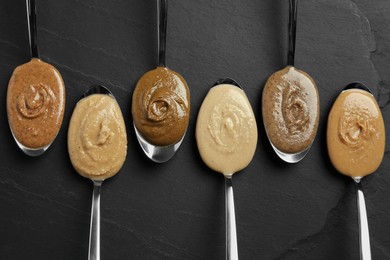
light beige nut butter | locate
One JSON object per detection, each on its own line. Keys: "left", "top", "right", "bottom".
{"left": 68, "top": 94, "right": 127, "bottom": 180}
{"left": 132, "top": 67, "right": 190, "bottom": 146}
{"left": 196, "top": 84, "right": 258, "bottom": 176}
{"left": 7, "top": 58, "right": 65, "bottom": 149}
{"left": 327, "top": 89, "right": 385, "bottom": 178}
{"left": 262, "top": 66, "right": 319, "bottom": 153}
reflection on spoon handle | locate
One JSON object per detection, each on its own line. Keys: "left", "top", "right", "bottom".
{"left": 225, "top": 177, "right": 239, "bottom": 260}
{"left": 287, "top": 0, "right": 298, "bottom": 66}
{"left": 89, "top": 181, "right": 102, "bottom": 260}
{"left": 26, "top": 0, "right": 39, "bottom": 58}
{"left": 354, "top": 178, "right": 372, "bottom": 260}
{"left": 157, "top": 0, "right": 168, "bottom": 67}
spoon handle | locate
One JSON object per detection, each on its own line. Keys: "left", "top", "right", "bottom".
{"left": 157, "top": 0, "right": 168, "bottom": 67}
{"left": 354, "top": 179, "right": 372, "bottom": 260}
{"left": 287, "top": 0, "right": 298, "bottom": 66}
{"left": 89, "top": 181, "right": 102, "bottom": 260}
{"left": 225, "top": 177, "right": 239, "bottom": 260}
{"left": 26, "top": 0, "right": 39, "bottom": 58}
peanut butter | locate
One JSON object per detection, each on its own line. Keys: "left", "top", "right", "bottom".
{"left": 68, "top": 94, "right": 127, "bottom": 180}
{"left": 7, "top": 58, "right": 65, "bottom": 149}
{"left": 327, "top": 89, "right": 385, "bottom": 177}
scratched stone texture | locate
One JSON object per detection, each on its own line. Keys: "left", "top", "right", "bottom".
{"left": 0, "top": 0, "right": 389, "bottom": 259}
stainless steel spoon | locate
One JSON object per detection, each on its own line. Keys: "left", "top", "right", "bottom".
{"left": 8, "top": 0, "right": 64, "bottom": 156}
{"left": 73, "top": 85, "right": 117, "bottom": 260}
{"left": 85, "top": 86, "right": 114, "bottom": 260}
{"left": 133, "top": 0, "right": 188, "bottom": 163}
{"left": 215, "top": 78, "right": 241, "bottom": 260}
{"left": 10, "top": 0, "right": 42, "bottom": 156}
{"left": 197, "top": 78, "right": 258, "bottom": 260}
{"left": 262, "top": 0, "right": 319, "bottom": 163}
{"left": 343, "top": 82, "right": 375, "bottom": 260}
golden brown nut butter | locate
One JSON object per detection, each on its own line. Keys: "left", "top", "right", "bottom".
{"left": 68, "top": 94, "right": 127, "bottom": 180}
{"left": 132, "top": 67, "right": 190, "bottom": 146}
{"left": 7, "top": 58, "right": 65, "bottom": 149}
{"left": 196, "top": 84, "right": 258, "bottom": 176}
{"left": 327, "top": 89, "right": 385, "bottom": 178}
{"left": 262, "top": 66, "right": 319, "bottom": 153}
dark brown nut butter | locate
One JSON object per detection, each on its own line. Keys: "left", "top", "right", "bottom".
{"left": 262, "top": 66, "right": 319, "bottom": 153}
{"left": 132, "top": 66, "right": 190, "bottom": 146}
{"left": 7, "top": 58, "right": 65, "bottom": 149}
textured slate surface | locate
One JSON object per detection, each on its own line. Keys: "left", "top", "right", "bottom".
{"left": 0, "top": 0, "right": 389, "bottom": 259}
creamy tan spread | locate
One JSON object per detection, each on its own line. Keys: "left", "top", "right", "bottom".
{"left": 262, "top": 66, "right": 319, "bottom": 153}
{"left": 68, "top": 94, "right": 127, "bottom": 180}
{"left": 132, "top": 67, "right": 190, "bottom": 146}
{"left": 196, "top": 84, "right": 258, "bottom": 176}
{"left": 7, "top": 58, "right": 65, "bottom": 149}
{"left": 327, "top": 89, "right": 385, "bottom": 177}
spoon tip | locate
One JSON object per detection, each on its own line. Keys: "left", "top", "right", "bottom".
{"left": 343, "top": 82, "right": 372, "bottom": 94}
{"left": 213, "top": 78, "right": 243, "bottom": 89}
{"left": 82, "top": 85, "right": 114, "bottom": 99}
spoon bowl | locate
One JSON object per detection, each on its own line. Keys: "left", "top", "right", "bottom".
{"left": 133, "top": 126, "right": 185, "bottom": 163}
{"left": 132, "top": 0, "right": 190, "bottom": 163}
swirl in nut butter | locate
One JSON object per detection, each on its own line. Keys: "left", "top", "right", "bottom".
{"left": 7, "top": 58, "right": 65, "bottom": 149}
{"left": 68, "top": 94, "right": 127, "bottom": 180}
{"left": 132, "top": 67, "right": 190, "bottom": 146}
{"left": 262, "top": 66, "right": 319, "bottom": 153}
{"left": 327, "top": 89, "right": 385, "bottom": 177}
{"left": 196, "top": 84, "right": 257, "bottom": 176}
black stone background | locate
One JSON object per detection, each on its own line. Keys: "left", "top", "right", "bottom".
{"left": 0, "top": 0, "right": 389, "bottom": 259}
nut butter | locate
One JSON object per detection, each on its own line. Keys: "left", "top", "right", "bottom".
{"left": 7, "top": 58, "right": 65, "bottom": 149}
{"left": 132, "top": 67, "right": 190, "bottom": 146}
{"left": 68, "top": 94, "right": 127, "bottom": 180}
{"left": 262, "top": 66, "right": 319, "bottom": 153}
{"left": 327, "top": 89, "right": 385, "bottom": 177}
{"left": 196, "top": 84, "right": 257, "bottom": 176}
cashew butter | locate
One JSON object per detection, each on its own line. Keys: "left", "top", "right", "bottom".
{"left": 68, "top": 94, "right": 127, "bottom": 180}
{"left": 196, "top": 84, "right": 257, "bottom": 176}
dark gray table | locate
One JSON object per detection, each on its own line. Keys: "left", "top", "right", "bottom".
{"left": 0, "top": 0, "right": 389, "bottom": 259}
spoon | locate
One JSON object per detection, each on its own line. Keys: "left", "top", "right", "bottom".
{"left": 196, "top": 78, "right": 258, "bottom": 260}
{"left": 327, "top": 82, "right": 386, "bottom": 260}
{"left": 261, "top": 0, "right": 319, "bottom": 163}
{"left": 7, "top": 0, "right": 65, "bottom": 156}
{"left": 347, "top": 83, "right": 373, "bottom": 260}
{"left": 132, "top": 0, "right": 190, "bottom": 163}
{"left": 68, "top": 85, "right": 127, "bottom": 260}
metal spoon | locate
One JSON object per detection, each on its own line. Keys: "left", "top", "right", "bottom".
{"left": 197, "top": 78, "right": 258, "bottom": 260}
{"left": 133, "top": 0, "right": 189, "bottom": 163}
{"left": 216, "top": 79, "right": 241, "bottom": 260}
{"left": 86, "top": 85, "right": 113, "bottom": 260}
{"left": 8, "top": 0, "right": 63, "bottom": 156}
{"left": 262, "top": 0, "right": 319, "bottom": 163}
{"left": 73, "top": 85, "right": 117, "bottom": 260}
{"left": 11, "top": 0, "right": 42, "bottom": 156}
{"left": 343, "top": 82, "right": 375, "bottom": 260}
